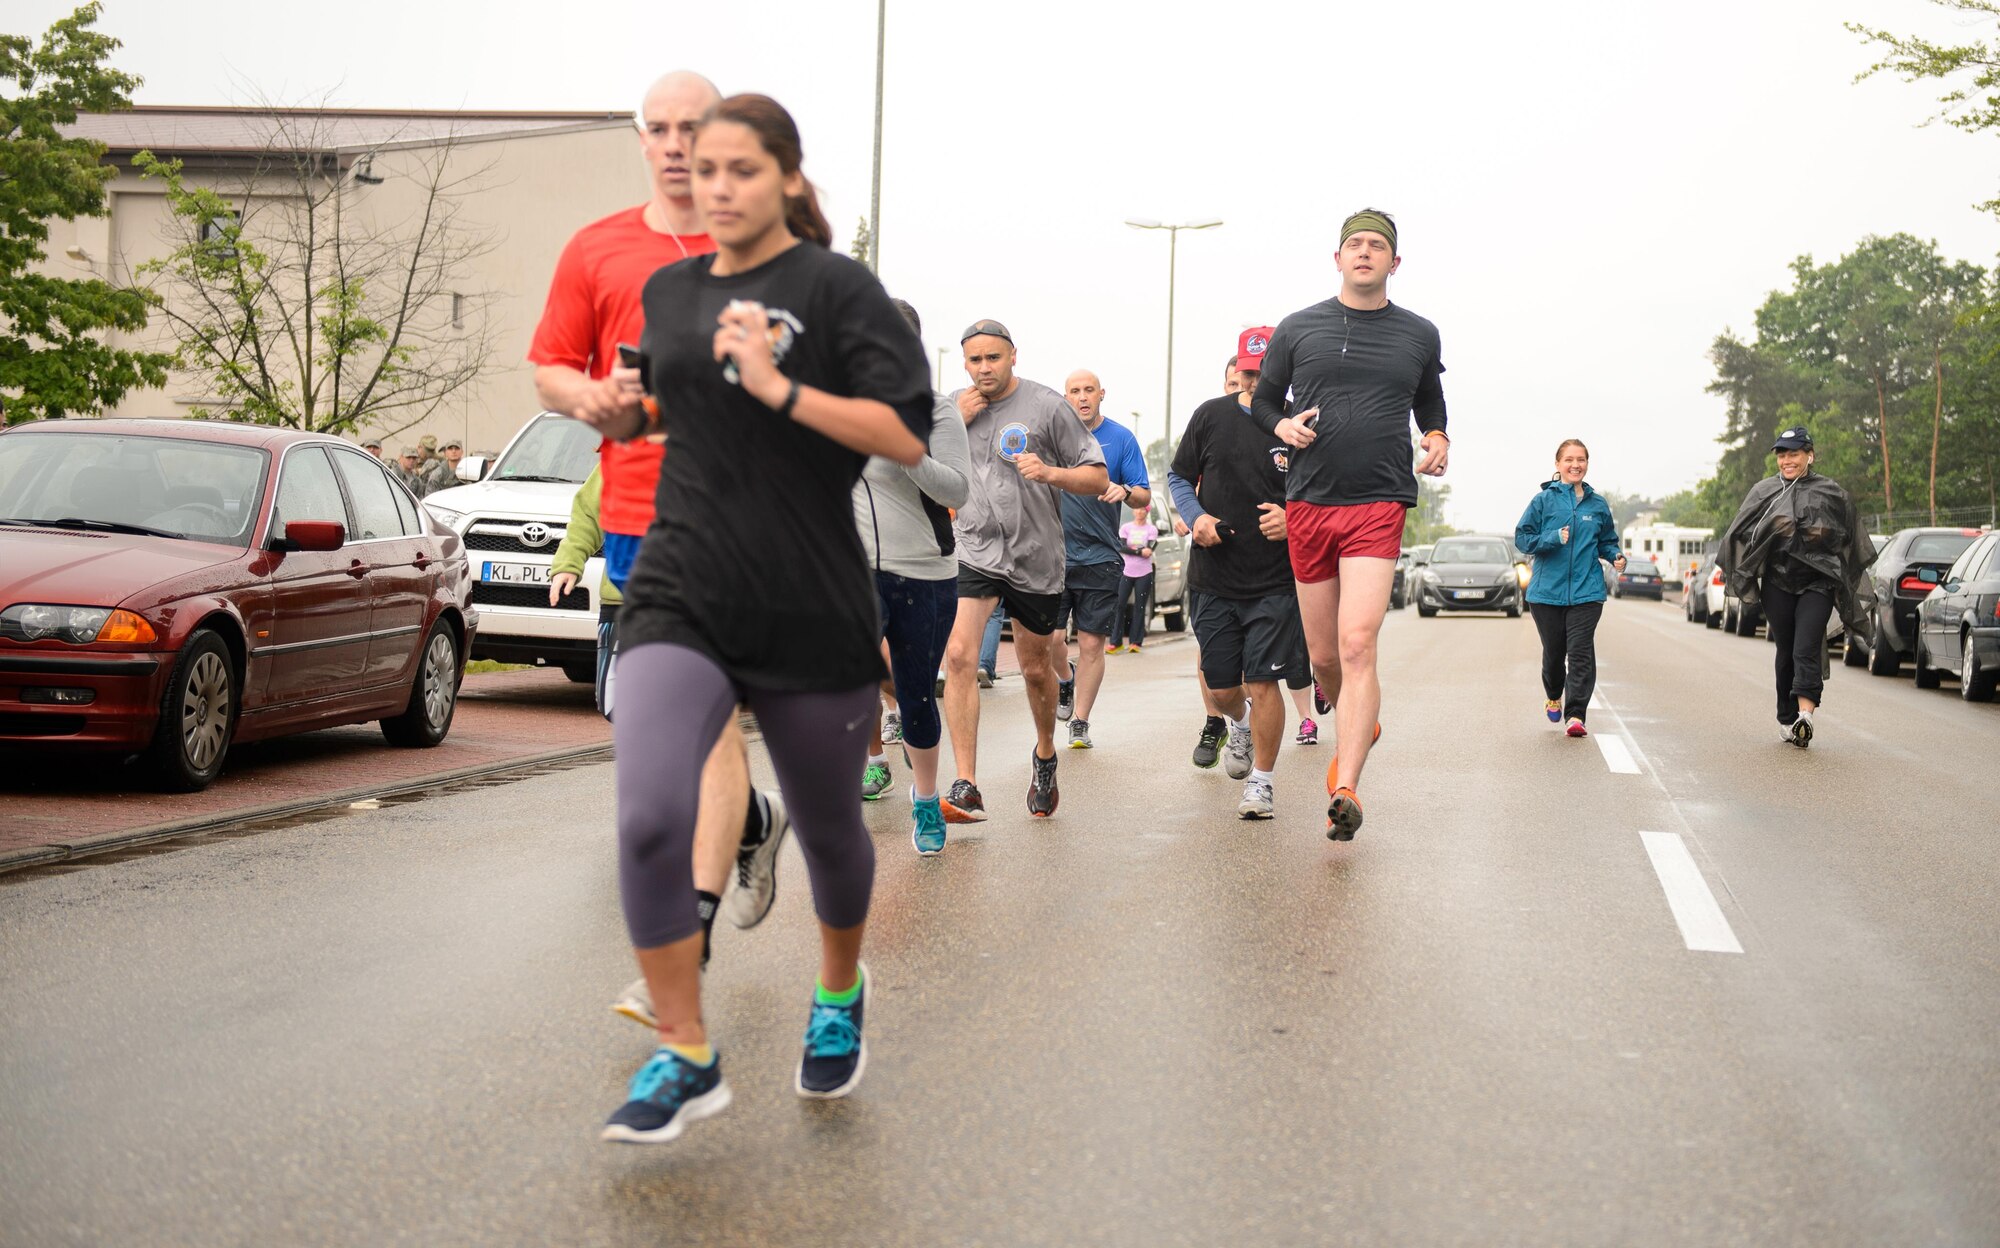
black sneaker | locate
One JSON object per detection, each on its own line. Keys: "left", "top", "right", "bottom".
{"left": 1192, "top": 715, "right": 1225, "bottom": 769}
{"left": 1027, "top": 749, "right": 1059, "bottom": 817}
{"left": 1313, "top": 680, "right": 1332, "bottom": 716}
{"left": 1056, "top": 662, "right": 1075, "bottom": 722}
{"left": 797, "top": 963, "right": 868, "bottom": 1099}
{"left": 942, "top": 778, "right": 987, "bottom": 823}
{"left": 602, "top": 1047, "right": 732, "bottom": 1144}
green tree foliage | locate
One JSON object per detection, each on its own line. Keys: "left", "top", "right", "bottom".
{"left": 1401, "top": 477, "right": 1457, "bottom": 546}
{"left": 1702, "top": 235, "right": 1990, "bottom": 527}
{"left": 0, "top": 3, "right": 169, "bottom": 422}
{"left": 849, "top": 215, "right": 873, "bottom": 269}
{"left": 1850, "top": 2, "right": 2000, "bottom": 213}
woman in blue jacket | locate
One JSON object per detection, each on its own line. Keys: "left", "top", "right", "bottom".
{"left": 1513, "top": 439, "right": 1626, "bottom": 737}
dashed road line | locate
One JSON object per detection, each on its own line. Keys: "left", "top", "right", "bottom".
{"left": 1640, "top": 831, "right": 1744, "bottom": 953}
{"left": 1595, "top": 731, "right": 1641, "bottom": 774}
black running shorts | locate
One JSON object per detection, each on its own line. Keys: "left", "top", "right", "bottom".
{"left": 1193, "top": 591, "right": 1309, "bottom": 689}
{"left": 1055, "top": 562, "right": 1120, "bottom": 637}
{"left": 957, "top": 565, "right": 1061, "bottom": 638}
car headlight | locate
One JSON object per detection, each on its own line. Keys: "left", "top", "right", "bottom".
{"left": 423, "top": 503, "right": 466, "bottom": 529}
{"left": 1422, "top": 570, "right": 1441, "bottom": 584}
{"left": 1, "top": 604, "right": 158, "bottom": 644}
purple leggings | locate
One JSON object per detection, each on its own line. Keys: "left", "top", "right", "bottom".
{"left": 612, "top": 643, "right": 878, "bottom": 949}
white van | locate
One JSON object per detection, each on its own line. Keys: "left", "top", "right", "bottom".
{"left": 1621, "top": 523, "right": 1713, "bottom": 588}
{"left": 420, "top": 412, "right": 604, "bottom": 681}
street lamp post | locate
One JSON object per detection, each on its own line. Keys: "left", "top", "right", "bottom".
{"left": 1125, "top": 217, "right": 1222, "bottom": 449}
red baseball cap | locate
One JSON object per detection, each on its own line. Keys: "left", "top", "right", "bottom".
{"left": 1237, "top": 326, "right": 1275, "bottom": 372}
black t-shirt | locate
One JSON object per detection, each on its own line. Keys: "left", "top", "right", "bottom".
{"left": 1249, "top": 298, "right": 1446, "bottom": 508}
{"left": 619, "top": 244, "right": 932, "bottom": 691}
{"left": 1171, "top": 395, "right": 1296, "bottom": 599}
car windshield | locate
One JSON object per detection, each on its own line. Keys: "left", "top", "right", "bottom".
{"left": 0, "top": 431, "right": 267, "bottom": 547}
{"left": 494, "top": 417, "right": 600, "bottom": 484}
{"left": 1432, "top": 540, "right": 1508, "bottom": 564}
{"left": 1627, "top": 560, "right": 1659, "bottom": 574}
{"left": 1908, "top": 533, "right": 1976, "bottom": 561}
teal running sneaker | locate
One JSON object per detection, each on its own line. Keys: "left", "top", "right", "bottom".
{"left": 911, "top": 789, "right": 946, "bottom": 856}
{"left": 861, "top": 759, "right": 892, "bottom": 801}
{"left": 601, "top": 1047, "right": 731, "bottom": 1144}
{"left": 797, "top": 963, "right": 868, "bottom": 1099}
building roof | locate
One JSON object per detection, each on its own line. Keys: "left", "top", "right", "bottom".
{"left": 65, "top": 105, "right": 632, "bottom": 156}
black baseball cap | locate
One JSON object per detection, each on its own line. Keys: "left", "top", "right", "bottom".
{"left": 960, "top": 319, "right": 1013, "bottom": 345}
{"left": 1772, "top": 425, "right": 1814, "bottom": 451}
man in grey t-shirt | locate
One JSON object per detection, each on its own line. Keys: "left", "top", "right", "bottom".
{"left": 941, "top": 319, "right": 1108, "bottom": 824}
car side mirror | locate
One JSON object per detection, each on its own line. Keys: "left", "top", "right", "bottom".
{"left": 276, "top": 519, "right": 346, "bottom": 552}
{"left": 457, "top": 455, "right": 489, "bottom": 483}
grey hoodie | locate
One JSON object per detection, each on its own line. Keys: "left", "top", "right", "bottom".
{"left": 852, "top": 392, "right": 971, "bottom": 581}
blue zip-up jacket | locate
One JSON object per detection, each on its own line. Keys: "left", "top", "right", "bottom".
{"left": 1514, "top": 480, "right": 1621, "bottom": 607}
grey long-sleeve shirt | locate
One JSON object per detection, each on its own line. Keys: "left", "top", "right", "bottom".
{"left": 852, "top": 392, "right": 972, "bottom": 582}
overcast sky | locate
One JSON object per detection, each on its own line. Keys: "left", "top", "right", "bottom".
{"left": 17, "top": 0, "right": 2000, "bottom": 530}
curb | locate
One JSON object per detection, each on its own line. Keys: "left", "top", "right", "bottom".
{"left": 0, "top": 740, "right": 615, "bottom": 875}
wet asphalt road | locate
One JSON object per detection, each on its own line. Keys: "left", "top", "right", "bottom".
{"left": 3, "top": 598, "right": 1997, "bottom": 1247}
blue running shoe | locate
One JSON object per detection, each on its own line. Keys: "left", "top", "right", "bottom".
{"left": 797, "top": 963, "right": 868, "bottom": 1099}
{"left": 911, "top": 789, "right": 946, "bottom": 856}
{"left": 601, "top": 1046, "right": 732, "bottom": 1144}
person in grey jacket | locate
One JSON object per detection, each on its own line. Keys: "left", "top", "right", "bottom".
{"left": 853, "top": 297, "right": 972, "bottom": 854}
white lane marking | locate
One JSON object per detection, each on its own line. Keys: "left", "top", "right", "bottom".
{"left": 1588, "top": 691, "right": 1602, "bottom": 711}
{"left": 1595, "top": 732, "right": 1641, "bottom": 775}
{"left": 1640, "top": 831, "right": 1743, "bottom": 953}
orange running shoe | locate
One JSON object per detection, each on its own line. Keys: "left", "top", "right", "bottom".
{"left": 1326, "top": 787, "right": 1364, "bottom": 842}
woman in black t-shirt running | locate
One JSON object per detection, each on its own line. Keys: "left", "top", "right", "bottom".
{"left": 574, "top": 94, "right": 931, "bottom": 1145}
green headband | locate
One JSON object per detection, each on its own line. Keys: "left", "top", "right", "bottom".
{"left": 1341, "top": 211, "right": 1397, "bottom": 254}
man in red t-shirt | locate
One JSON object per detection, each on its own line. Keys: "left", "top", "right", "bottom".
{"left": 530, "top": 71, "right": 788, "bottom": 1016}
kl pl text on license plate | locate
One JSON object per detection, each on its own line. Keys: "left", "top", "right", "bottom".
{"left": 483, "top": 561, "right": 552, "bottom": 585}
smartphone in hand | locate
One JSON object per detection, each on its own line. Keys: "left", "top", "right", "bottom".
{"left": 615, "top": 342, "right": 650, "bottom": 392}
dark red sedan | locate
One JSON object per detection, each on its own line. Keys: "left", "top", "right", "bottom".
{"left": 0, "top": 419, "right": 476, "bottom": 789}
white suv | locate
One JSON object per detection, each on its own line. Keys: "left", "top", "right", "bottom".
{"left": 421, "top": 411, "right": 603, "bottom": 682}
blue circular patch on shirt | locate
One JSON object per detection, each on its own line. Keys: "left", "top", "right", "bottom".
{"left": 997, "top": 422, "right": 1031, "bottom": 462}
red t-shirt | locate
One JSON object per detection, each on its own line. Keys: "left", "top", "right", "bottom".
{"left": 527, "top": 205, "right": 715, "bottom": 537}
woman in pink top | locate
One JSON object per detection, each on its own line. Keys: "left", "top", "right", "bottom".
{"left": 1111, "top": 517, "right": 1159, "bottom": 652}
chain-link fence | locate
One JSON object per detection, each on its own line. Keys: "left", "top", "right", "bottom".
{"left": 1859, "top": 504, "right": 1997, "bottom": 533}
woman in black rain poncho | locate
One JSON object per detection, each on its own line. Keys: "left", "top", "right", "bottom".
{"left": 1717, "top": 425, "right": 1877, "bottom": 749}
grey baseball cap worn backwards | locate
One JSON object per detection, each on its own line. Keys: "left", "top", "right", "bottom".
{"left": 1772, "top": 426, "right": 1813, "bottom": 451}
{"left": 961, "top": 319, "right": 1013, "bottom": 345}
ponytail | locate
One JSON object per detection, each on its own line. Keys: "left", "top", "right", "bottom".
{"left": 785, "top": 180, "right": 832, "bottom": 248}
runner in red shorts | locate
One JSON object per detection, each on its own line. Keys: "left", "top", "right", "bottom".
{"left": 1250, "top": 208, "right": 1449, "bottom": 841}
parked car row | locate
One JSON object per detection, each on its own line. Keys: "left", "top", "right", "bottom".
{"left": 1676, "top": 525, "right": 2000, "bottom": 702}
{"left": 1, "top": 419, "right": 477, "bottom": 790}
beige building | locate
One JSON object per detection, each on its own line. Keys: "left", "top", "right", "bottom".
{"left": 48, "top": 105, "right": 655, "bottom": 454}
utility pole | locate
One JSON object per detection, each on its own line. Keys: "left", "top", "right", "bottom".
{"left": 869, "top": 0, "right": 886, "bottom": 273}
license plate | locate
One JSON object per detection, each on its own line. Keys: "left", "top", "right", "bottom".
{"left": 482, "top": 561, "right": 552, "bottom": 585}
{"left": 1453, "top": 590, "right": 1483, "bottom": 599}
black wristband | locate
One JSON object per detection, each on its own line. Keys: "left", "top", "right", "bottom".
{"left": 776, "top": 377, "right": 800, "bottom": 419}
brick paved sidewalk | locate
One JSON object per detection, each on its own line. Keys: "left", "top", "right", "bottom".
{"left": 0, "top": 632, "right": 1164, "bottom": 871}
{"left": 0, "top": 668, "right": 610, "bottom": 869}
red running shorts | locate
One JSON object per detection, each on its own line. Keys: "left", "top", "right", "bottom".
{"left": 1285, "top": 500, "right": 1407, "bottom": 583}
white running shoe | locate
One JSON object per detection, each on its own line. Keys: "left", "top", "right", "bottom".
{"left": 611, "top": 977, "right": 656, "bottom": 1030}
{"left": 1222, "top": 719, "right": 1255, "bottom": 780}
{"left": 720, "top": 790, "right": 790, "bottom": 929}
{"left": 1236, "top": 778, "right": 1275, "bottom": 820}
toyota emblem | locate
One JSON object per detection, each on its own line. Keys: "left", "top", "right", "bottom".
{"left": 520, "top": 523, "right": 551, "bottom": 547}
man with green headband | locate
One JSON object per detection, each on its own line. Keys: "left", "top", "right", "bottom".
{"left": 1250, "top": 207, "right": 1450, "bottom": 842}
